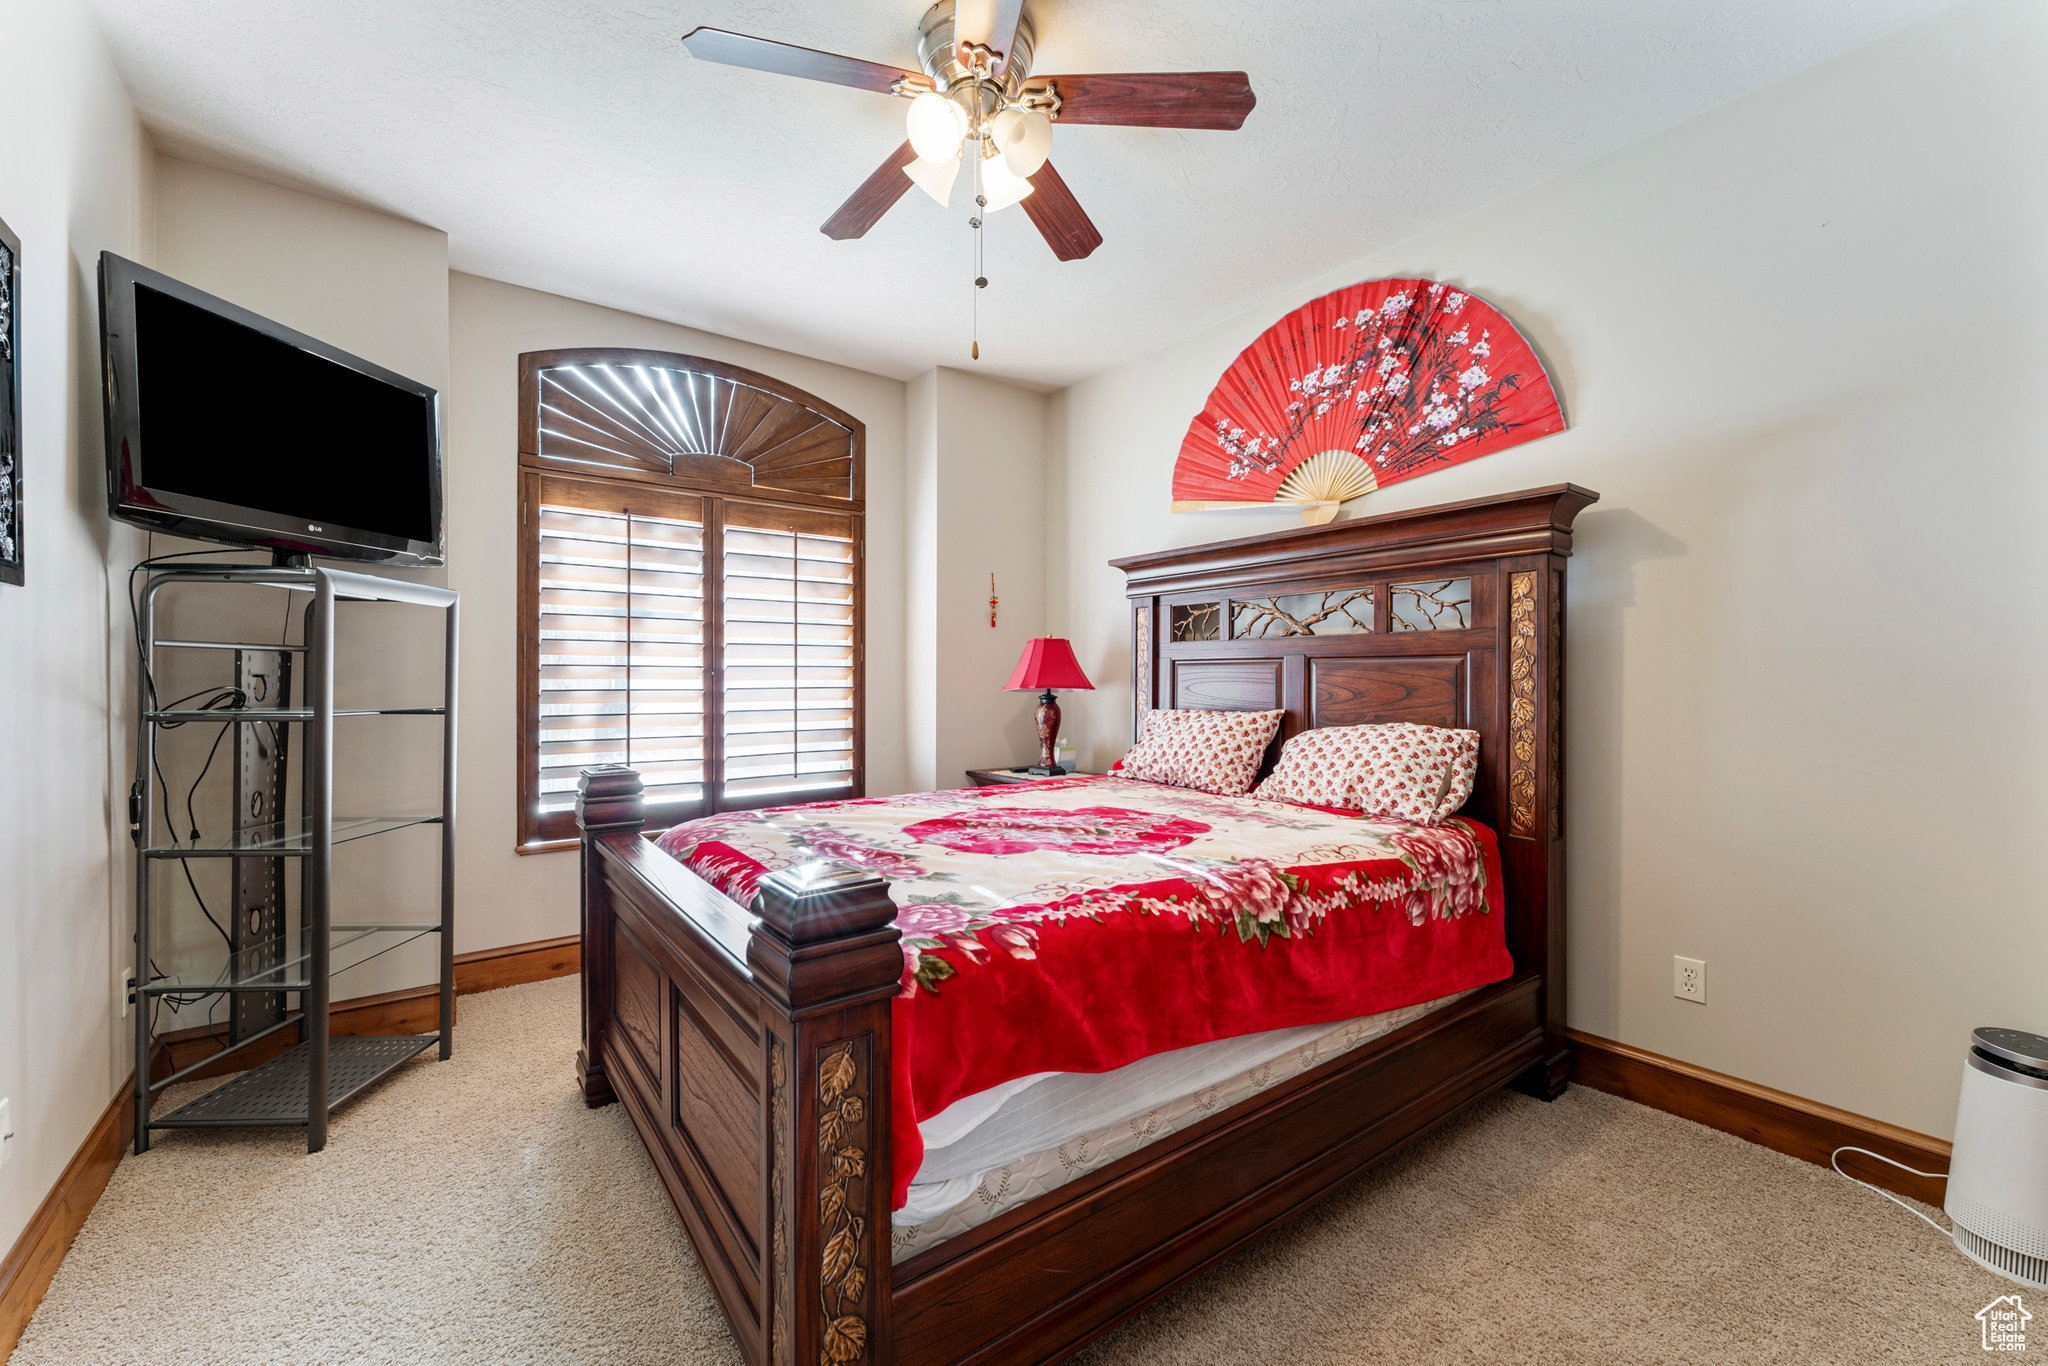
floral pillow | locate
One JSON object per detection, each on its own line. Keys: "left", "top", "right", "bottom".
{"left": 1112, "top": 708, "right": 1287, "bottom": 797}
{"left": 1252, "top": 723, "right": 1480, "bottom": 824}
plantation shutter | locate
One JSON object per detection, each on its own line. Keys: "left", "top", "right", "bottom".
{"left": 720, "top": 503, "right": 859, "bottom": 806}
{"left": 518, "top": 347, "right": 865, "bottom": 850}
{"left": 531, "top": 487, "right": 709, "bottom": 827}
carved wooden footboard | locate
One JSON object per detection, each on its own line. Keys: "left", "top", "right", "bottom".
{"left": 575, "top": 485, "right": 1596, "bottom": 1365}
{"left": 578, "top": 766, "right": 898, "bottom": 1366}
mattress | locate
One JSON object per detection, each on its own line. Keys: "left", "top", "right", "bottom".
{"left": 890, "top": 989, "right": 1469, "bottom": 1262}
{"left": 655, "top": 774, "right": 1513, "bottom": 1210}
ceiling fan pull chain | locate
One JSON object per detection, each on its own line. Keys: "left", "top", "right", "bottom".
{"left": 970, "top": 152, "right": 988, "bottom": 360}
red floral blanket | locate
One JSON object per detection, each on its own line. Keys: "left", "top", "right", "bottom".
{"left": 654, "top": 776, "right": 1512, "bottom": 1209}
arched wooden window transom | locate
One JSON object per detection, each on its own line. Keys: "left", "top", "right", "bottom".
{"left": 517, "top": 348, "right": 865, "bottom": 850}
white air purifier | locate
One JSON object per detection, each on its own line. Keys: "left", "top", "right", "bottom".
{"left": 1946, "top": 1027, "right": 2048, "bottom": 1290}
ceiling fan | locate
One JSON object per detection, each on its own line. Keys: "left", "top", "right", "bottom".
{"left": 679, "top": 2, "right": 1257, "bottom": 264}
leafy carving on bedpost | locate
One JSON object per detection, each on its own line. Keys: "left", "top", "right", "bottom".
{"left": 1507, "top": 574, "right": 1538, "bottom": 838}
{"left": 770, "top": 1039, "right": 793, "bottom": 1366}
{"left": 816, "top": 1037, "right": 872, "bottom": 1364}
{"left": 748, "top": 864, "right": 897, "bottom": 1366}
{"left": 1133, "top": 604, "right": 1152, "bottom": 740}
{"left": 574, "top": 765, "right": 645, "bottom": 1107}
{"left": 1549, "top": 568, "right": 1563, "bottom": 838}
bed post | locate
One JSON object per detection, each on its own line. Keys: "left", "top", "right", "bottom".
{"left": 575, "top": 765, "right": 644, "bottom": 1108}
{"left": 749, "top": 863, "right": 902, "bottom": 1366}
{"left": 1504, "top": 541, "right": 1576, "bottom": 1102}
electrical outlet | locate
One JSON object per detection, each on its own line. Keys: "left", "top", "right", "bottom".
{"left": 0, "top": 1099, "right": 12, "bottom": 1172}
{"left": 1674, "top": 955, "right": 1707, "bottom": 1004}
{"left": 119, "top": 967, "right": 135, "bottom": 1019}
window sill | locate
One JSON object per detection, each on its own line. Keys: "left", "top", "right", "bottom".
{"left": 518, "top": 826, "right": 675, "bottom": 856}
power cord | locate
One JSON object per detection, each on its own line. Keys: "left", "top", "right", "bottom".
{"left": 128, "top": 544, "right": 265, "bottom": 711}
{"left": 127, "top": 538, "right": 277, "bottom": 1032}
{"left": 1831, "top": 1145, "right": 1952, "bottom": 1235}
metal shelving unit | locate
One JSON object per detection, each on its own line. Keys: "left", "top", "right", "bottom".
{"left": 132, "top": 563, "right": 458, "bottom": 1153}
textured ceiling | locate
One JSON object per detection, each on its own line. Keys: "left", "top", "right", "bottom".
{"left": 91, "top": 0, "right": 1954, "bottom": 387}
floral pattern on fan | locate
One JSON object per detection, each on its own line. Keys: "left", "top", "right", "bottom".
{"left": 901, "top": 806, "right": 1209, "bottom": 857}
{"left": 1113, "top": 708, "right": 1286, "bottom": 797}
{"left": 1253, "top": 723, "right": 1480, "bottom": 824}
{"left": 1172, "top": 278, "right": 1563, "bottom": 522}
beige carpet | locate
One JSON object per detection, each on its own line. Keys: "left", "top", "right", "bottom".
{"left": 14, "top": 977, "right": 2012, "bottom": 1364}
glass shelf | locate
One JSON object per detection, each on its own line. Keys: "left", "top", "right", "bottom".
{"left": 140, "top": 923, "right": 442, "bottom": 997}
{"left": 154, "top": 638, "right": 310, "bottom": 653}
{"left": 141, "top": 813, "right": 442, "bottom": 858}
{"left": 132, "top": 564, "right": 460, "bottom": 1153}
{"left": 145, "top": 706, "right": 446, "bottom": 722}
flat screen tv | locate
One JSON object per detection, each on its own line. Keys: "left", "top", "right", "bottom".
{"left": 99, "top": 252, "right": 443, "bottom": 565}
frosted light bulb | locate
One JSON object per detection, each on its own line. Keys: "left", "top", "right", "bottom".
{"left": 978, "top": 149, "right": 1035, "bottom": 212}
{"left": 991, "top": 108, "right": 1052, "bottom": 177}
{"left": 905, "top": 93, "right": 967, "bottom": 163}
{"left": 904, "top": 153, "right": 960, "bottom": 207}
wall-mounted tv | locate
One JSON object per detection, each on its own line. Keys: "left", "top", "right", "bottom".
{"left": 98, "top": 252, "right": 444, "bottom": 565}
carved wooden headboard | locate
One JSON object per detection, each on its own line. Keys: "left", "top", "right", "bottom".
{"left": 1111, "top": 483, "right": 1598, "bottom": 1091}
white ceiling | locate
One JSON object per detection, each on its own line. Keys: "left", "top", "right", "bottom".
{"left": 91, "top": 0, "right": 1953, "bottom": 388}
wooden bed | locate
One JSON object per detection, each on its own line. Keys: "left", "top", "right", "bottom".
{"left": 574, "top": 483, "right": 1598, "bottom": 1365}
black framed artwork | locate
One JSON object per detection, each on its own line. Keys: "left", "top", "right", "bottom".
{"left": 0, "top": 214, "right": 18, "bottom": 586}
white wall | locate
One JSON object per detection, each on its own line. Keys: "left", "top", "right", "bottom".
{"left": 903, "top": 367, "right": 1049, "bottom": 790}
{"left": 447, "top": 272, "right": 910, "bottom": 945}
{"left": 155, "top": 161, "right": 449, "bottom": 394}
{"left": 0, "top": 0, "right": 152, "bottom": 1262}
{"left": 1047, "top": 0, "right": 2048, "bottom": 1139}
{"left": 905, "top": 370, "right": 939, "bottom": 790}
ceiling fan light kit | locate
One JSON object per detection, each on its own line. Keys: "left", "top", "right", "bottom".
{"left": 906, "top": 90, "right": 970, "bottom": 162}
{"left": 905, "top": 151, "right": 962, "bottom": 206}
{"left": 991, "top": 107, "right": 1053, "bottom": 176}
{"left": 977, "top": 148, "right": 1035, "bottom": 212}
{"left": 679, "top": 2, "right": 1256, "bottom": 360}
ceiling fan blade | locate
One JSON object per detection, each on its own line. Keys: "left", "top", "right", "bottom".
{"left": 680, "top": 27, "right": 919, "bottom": 95}
{"left": 1034, "top": 72, "right": 1256, "bottom": 129}
{"left": 821, "top": 141, "right": 921, "bottom": 240}
{"left": 1021, "top": 162, "right": 1102, "bottom": 262}
{"left": 987, "top": 0, "right": 1028, "bottom": 77}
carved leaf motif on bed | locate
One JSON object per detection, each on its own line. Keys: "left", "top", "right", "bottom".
{"left": 818, "top": 1038, "right": 872, "bottom": 1365}
{"left": 575, "top": 484, "right": 1596, "bottom": 1366}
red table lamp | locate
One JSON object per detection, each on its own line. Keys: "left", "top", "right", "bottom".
{"left": 1006, "top": 637, "right": 1094, "bottom": 774}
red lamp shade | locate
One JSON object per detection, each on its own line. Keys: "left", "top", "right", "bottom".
{"left": 1005, "top": 637, "right": 1093, "bottom": 692}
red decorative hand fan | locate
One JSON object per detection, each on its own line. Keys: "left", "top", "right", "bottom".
{"left": 1172, "top": 278, "right": 1564, "bottom": 524}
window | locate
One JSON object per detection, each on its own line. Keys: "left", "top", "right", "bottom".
{"left": 518, "top": 349, "right": 864, "bottom": 849}
{"left": 533, "top": 498, "right": 708, "bottom": 819}
{"left": 720, "top": 509, "right": 859, "bottom": 804}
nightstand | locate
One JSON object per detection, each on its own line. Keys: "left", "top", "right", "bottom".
{"left": 964, "top": 767, "right": 1096, "bottom": 787}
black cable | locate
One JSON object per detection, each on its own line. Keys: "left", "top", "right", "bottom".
{"left": 131, "top": 546, "right": 309, "bottom": 1066}
{"left": 143, "top": 687, "right": 246, "bottom": 955}
{"left": 126, "top": 539, "right": 272, "bottom": 1038}
{"left": 173, "top": 698, "right": 244, "bottom": 953}
{"left": 182, "top": 699, "right": 242, "bottom": 841}
{"left": 128, "top": 541, "right": 264, "bottom": 712}
{"left": 177, "top": 859, "right": 233, "bottom": 952}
